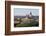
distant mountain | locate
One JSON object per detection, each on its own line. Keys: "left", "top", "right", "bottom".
{"left": 14, "top": 16, "right": 26, "bottom": 18}
{"left": 14, "top": 16, "right": 39, "bottom": 20}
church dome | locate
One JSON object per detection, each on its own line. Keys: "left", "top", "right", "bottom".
{"left": 29, "top": 12, "right": 32, "bottom": 17}
{"left": 30, "top": 12, "right": 32, "bottom": 15}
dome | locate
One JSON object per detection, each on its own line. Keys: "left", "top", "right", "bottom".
{"left": 30, "top": 12, "right": 32, "bottom": 15}
{"left": 28, "top": 12, "right": 32, "bottom": 18}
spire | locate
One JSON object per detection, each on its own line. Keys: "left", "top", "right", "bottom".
{"left": 28, "top": 12, "right": 32, "bottom": 18}
{"left": 30, "top": 12, "right": 32, "bottom": 15}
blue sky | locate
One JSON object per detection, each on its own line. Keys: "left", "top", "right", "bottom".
{"left": 14, "top": 8, "right": 39, "bottom": 16}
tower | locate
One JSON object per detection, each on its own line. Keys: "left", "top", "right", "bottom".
{"left": 30, "top": 12, "right": 32, "bottom": 15}
{"left": 29, "top": 12, "right": 32, "bottom": 18}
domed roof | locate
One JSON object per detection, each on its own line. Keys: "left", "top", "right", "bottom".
{"left": 30, "top": 12, "right": 32, "bottom": 14}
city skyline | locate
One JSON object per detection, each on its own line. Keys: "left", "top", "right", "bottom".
{"left": 14, "top": 8, "right": 39, "bottom": 16}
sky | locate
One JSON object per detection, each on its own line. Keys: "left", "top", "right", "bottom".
{"left": 14, "top": 8, "right": 39, "bottom": 16}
